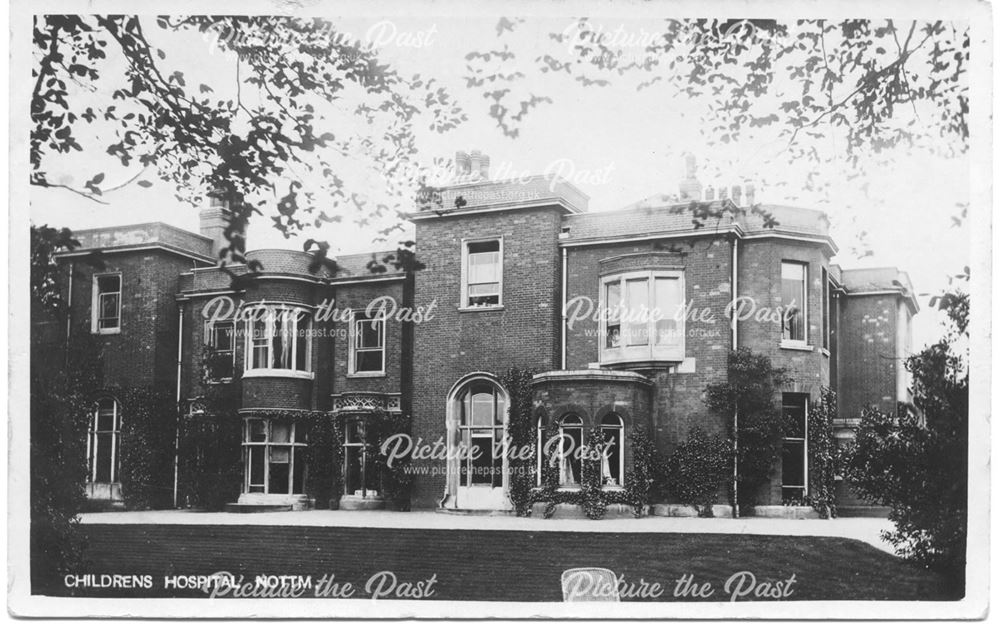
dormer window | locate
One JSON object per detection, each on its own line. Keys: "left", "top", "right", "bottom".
{"left": 462, "top": 238, "right": 502, "bottom": 308}
{"left": 600, "top": 270, "right": 685, "bottom": 365}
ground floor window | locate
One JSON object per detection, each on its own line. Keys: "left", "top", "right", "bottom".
{"left": 781, "top": 393, "right": 809, "bottom": 501}
{"left": 88, "top": 397, "right": 120, "bottom": 483}
{"left": 243, "top": 418, "right": 306, "bottom": 495}
{"left": 599, "top": 413, "right": 624, "bottom": 487}
{"left": 557, "top": 413, "right": 584, "bottom": 487}
{"left": 342, "top": 417, "right": 381, "bottom": 496}
{"left": 456, "top": 381, "right": 506, "bottom": 488}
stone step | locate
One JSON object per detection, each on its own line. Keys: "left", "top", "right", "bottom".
{"left": 223, "top": 503, "right": 294, "bottom": 513}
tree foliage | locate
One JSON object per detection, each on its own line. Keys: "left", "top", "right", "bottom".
{"left": 471, "top": 19, "right": 967, "bottom": 180}
{"left": 846, "top": 290, "right": 968, "bottom": 583}
{"left": 32, "top": 15, "right": 466, "bottom": 265}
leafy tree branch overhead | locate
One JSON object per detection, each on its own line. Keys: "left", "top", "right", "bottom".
{"left": 469, "top": 18, "right": 968, "bottom": 206}
{"left": 31, "top": 14, "right": 466, "bottom": 266}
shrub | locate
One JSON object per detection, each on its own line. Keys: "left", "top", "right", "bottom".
{"left": 304, "top": 413, "right": 342, "bottom": 509}
{"left": 177, "top": 385, "right": 242, "bottom": 511}
{"left": 118, "top": 386, "right": 177, "bottom": 510}
{"left": 846, "top": 290, "right": 968, "bottom": 587}
{"left": 664, "top": 427, "right": 733, "bottom": 516}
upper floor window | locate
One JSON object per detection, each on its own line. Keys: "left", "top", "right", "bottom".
{"left": 462, "top": 238, "right": 502, "bottom": 308}
{"left": 821, "top": 267, "right": 830, "bottom": 350}
{"left": 349, "top": 311, "right": 386, "bottom": 376}
{"left": 600, "top": 270, "right": 685, "bottom": 365}
{"left": 92, "top": 273, "right": 121, "bottom": 334}
{"left": 244, "top": 306, "right": 312, "bottom": 376}
{"left": 781, "top": 261, "right": 807, "bottom": 343}
{"left": 205, "top": 319, "right": 235, "bottom": 382}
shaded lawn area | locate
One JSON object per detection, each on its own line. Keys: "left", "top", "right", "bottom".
{"left": 38, "top": 524, "right": 960, "bottom": 601}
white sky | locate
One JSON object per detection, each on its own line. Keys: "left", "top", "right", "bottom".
{"left": 29, "top": 15, "right": 971, "bottom": 349}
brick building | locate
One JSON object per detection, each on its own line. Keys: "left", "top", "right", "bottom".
{"left": 38, "top": 154, "right": 917, "bottom": 516}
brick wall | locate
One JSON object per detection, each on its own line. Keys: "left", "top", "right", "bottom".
{"left": 409, "top": 206, "right": 564, "bottom": 507}
{"left": 61, "top": 249, "right": 200, "bottom": 394}
{"left": 564, "top": 236, "right": 735, "bottom": 457}
{"left": 836, "top": 294, "right": 900, "bottom": 418}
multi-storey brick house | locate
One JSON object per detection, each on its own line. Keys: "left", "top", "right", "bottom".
{"left": 39, "top": 154, "right": 917, "bottom": 516}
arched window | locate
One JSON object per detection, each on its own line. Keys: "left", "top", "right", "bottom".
{"left": 456, "top": 380, "right": 506, "bottom": 488}
{"left": 599, "top": 413, "right": 624, "bottom": 487}
{"left": 558, "top": 413, "right": 584, "bottom": 487}
{"left": 89, "top": 398, "right": 121, "bottom": 483}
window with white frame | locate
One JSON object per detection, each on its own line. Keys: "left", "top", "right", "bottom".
{"left": 781, "top": 262, "right": 807, "bottom": 343}
{"left": 92, "top": 273, "right": 122, "bottom": 334}
{"left": 205, "top": 319, "right": 235, "bottom": 382}
{"left": 244, "top": 306, "right": 311, "bottom": 374}
{"left": 349, "top": 311, "right": 386, "bottom": 375}
{"left": 462, "top": 239, "right": 502, "bottom": 308}
{"left": 243, "top": 418, "right": 306, "bottom": 495}
{"left": 599, "top": 413, "right": 624, "bottom": 487}
{"left": 557, "top": 413, "right": 584, "bottom": 487}
{"left": 781, "top": 393, "right": 808, "bottom": 501}
{"left": 88, "top": 398, "right": 121, "bottom": 483}
{"left": 600, "top": 270, "right": 685, "bottom": 364}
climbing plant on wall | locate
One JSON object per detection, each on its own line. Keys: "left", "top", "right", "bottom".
{"left": 118, "top": 386, "right": 177, "bottom": 510}
{"left": 177, "top": 382, "right": 242, "bottom": 511}
{"left": 499, "top": 367, "right": 537, "bottom": 516}
{"left": 705, "top": 347, "right": 792, "bottom": 513}
{"left": 807, "top": 387, "right": 841, "bottom": 518}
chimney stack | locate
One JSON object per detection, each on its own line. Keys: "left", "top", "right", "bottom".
{"left": 678, "top": 153, "right": 703, "bottom": 201}
{"left": 200, "top": 188, "right": 245, "bottom": 263}
{"left": 745, "top": 183, "right": 755, "bottom": 206}
{"left": 454, "top": 149, "right": 491, "bottom": 182}
{"left": 704, "top": 185, "right": 715, "bottom": 200}
{"left": 731, "top": 185, "right": 743, "bottom": 207}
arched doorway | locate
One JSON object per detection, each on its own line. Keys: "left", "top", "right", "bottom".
{"left": 445, "top": 374, "right": 510, "bottom": 510}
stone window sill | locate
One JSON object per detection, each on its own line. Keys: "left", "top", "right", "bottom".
{"left": 779, "top": 340, "right": 814, "bottom": 352}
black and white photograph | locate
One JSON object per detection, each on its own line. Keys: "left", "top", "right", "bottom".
{"left": 6, "top": 0, "right": 993, "bottom": 620}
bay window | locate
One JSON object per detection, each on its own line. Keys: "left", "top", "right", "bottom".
{"left": 243, "top": 418, "right": 306, "bottom": 495}
{"left": 599, "top": 413, "right": 624, "bottom": 487}
{"left": 781, "top": 262, "right": 807, "bottom": 343}
{"left": 557, "top": 413, "right": 584, "bottom": 487}
{"left": 244, "top": 306, "right": 312, "bottom": 376}
{"left": 600, "top": 270, "right": 685, "bottom": 364}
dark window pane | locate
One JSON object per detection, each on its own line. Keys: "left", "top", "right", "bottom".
{"left": 470, "top": 434, "right": 493, "bottom": 485}
{"left": 292, "top": 447, "right": 305, "bottom": 494}
{"left": 782, "top": 393, "right": 808, "bottom": 438}
{"left": 98, "top": 275, "right": 120, "bottom": 293}
{"left": 782, "top": 440, "right": 805, "bottom": 488}
{"left": 95, "top": 435, "right": 113, "bottom": 482}
{"left": 356, "top": 350, "right": 383, "bottom": 373}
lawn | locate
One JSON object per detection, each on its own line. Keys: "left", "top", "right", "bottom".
{"left": 38, "top": 524, "right": 960, "bottom": 601}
